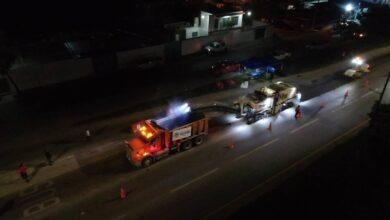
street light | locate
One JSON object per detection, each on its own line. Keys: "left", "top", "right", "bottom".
{"left": 345, "top": 3, "right": 354, "bottom": 12}
{"left": 246, "top": 11, "right": 252, "bottom": 17}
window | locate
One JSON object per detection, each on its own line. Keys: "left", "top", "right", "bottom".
{"left": 221, "top": 16, "right": 239, "bottom": 29}
{"left": 221, "top": 18, "right": 230, "bottom": 29}
{"left": 231, "top": 16, "right": 239, "bottom": 26}
{"left": 192, "top": 31, "right": 198, "bottom": 37}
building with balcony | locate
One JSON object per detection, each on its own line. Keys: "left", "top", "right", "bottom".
{"left": 185, "top": 5, "right": 245, "bottom": 39}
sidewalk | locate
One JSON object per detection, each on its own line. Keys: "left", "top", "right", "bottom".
{"left": 1, "top": 43, "right": 390, "bottom": 201}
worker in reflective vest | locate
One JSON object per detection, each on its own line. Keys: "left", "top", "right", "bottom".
{"left": 295, "top": 105, "right": 302, "bottom": 119}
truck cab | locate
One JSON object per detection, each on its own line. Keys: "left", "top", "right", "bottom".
{"left": 126, "top": 120, "right": 169, "bottom": 167}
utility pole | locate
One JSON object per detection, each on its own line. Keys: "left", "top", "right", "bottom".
{"left": 375, "top": 72, "right": 390, "bottom": 114}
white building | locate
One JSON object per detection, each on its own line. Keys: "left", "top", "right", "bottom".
{"left": 185, "top": 7, "right": 244, "bottom": 39}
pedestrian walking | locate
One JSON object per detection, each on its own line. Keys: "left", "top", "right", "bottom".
{"left": 45, "top": 150, "right": 53, "bottom": 166}
{"left": 344, "top": 90, "right": 349, "bottom": 99}
{"left": 19, "top": 163, "right": 29, "bottom": 182}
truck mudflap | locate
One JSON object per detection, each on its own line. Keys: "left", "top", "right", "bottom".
{"left": 124, "top": 142, "right": 142, "bottom": 167}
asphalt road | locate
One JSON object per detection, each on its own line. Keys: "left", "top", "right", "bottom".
{"left": 3, "top": 55, "right": 388, "bottom": 220}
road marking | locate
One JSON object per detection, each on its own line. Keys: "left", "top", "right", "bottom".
{"left": 234, "top": 138, "right": 280, "bottom": 161}
{"left": 23, "top": 197, "right": 61, "bottom": 218}
{"left": 290, "top": 119, "right": 319, "bottom": 134}
{"left": 204, "top": 119, "right": 369, "bottom": 219}
{"left": 170, "top": 168, "right": 219, "bottom": 193}
{"left": 361, "top": 91, "right": 374, "bottom": 98}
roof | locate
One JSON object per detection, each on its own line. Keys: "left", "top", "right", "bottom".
{"left": 202, "top": 4, "right": 244, "bottom": 17}
{"left": 154, "top": 112, "right": 205, "bottom": 131}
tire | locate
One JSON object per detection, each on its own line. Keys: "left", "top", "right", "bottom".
{"left": 246, "top": 117, "right": 254, "bottom": 124}
{"left": 233, "top": 103, "right": 240, "bottom": 111}
{"left": 181, "top": 141, "right": 193, "bottom": 151}
{"left": 193, "top": 135, "right": 205, "bottom": 146}
{"left": 142, "top": 157, "right": 153, "bottom": 168}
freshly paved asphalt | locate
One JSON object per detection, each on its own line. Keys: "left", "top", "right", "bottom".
{"left": 3, "top": 56, "right": 388, "bottom": 220}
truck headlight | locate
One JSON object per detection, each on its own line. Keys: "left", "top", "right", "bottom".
{"left": 297, "top": 92, "right": 302, "bottom": 101}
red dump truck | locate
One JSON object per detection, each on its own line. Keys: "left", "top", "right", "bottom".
{"left": 125, "top": 112, "right": 208, "bottom": 167}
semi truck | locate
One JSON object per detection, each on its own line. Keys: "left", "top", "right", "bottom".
{"left": 125, "top": 111, "right": 208, "bottom": 168}
{"left": 234, "top": 82, "right": 301, "bottom": 123}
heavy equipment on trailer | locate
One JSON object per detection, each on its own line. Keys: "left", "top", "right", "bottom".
{"left": 234, "top": 82, "right": 301, "bottom": 124}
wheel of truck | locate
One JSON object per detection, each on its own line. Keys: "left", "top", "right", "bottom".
{"left": 246, "top": 115, "right": 255, "bottom": 124}
{"left": 142, "top": 157, "right": 153, "bottom": 168}
{"left": 181, "top": 141, "right": 193, "bottom": 151}
{"left": 233, "top": 103, "right": 240, "bottom": 111}
{"left": 193, "top": 135, "right": 205, "bottom": 146}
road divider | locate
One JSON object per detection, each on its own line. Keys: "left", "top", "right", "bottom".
{"left": 361, "top": 91, "right": 374, "bottom": 98}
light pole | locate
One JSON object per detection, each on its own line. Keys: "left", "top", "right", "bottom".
{"left": 377, "top": 72, "right": 390, "bottom": 112}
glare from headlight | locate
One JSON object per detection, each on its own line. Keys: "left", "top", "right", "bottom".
{"left": 297, "top": 92, "right": 302, "bottom": 101}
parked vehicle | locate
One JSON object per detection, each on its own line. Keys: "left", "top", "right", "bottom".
{"left": 241, "top": 57, "right": 283, "bottom": 79}
{"left": 271, "top": 50, "right": 291, "bottom": 61}
{"left": 204, "top": 41, "right": 227, "bottom": 54}
{"left": 125, "top": 108, "right": 208, "bottom": 168}
{"left": 211, "top": 60, "right": 241, "bottom": 76}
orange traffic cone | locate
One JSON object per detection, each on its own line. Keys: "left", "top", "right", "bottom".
{"left": 120, "top": 186, "right": 126, "bottom": 200}
{"left": 344, "top": 90, "right": 349, "bottom": 98}
{"left": 268, "top": 122, "right": 272, "bottom": 131}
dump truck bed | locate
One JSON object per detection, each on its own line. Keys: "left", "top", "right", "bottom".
{"left": 154, "top": 112, "right": 205, "bottom": 131}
